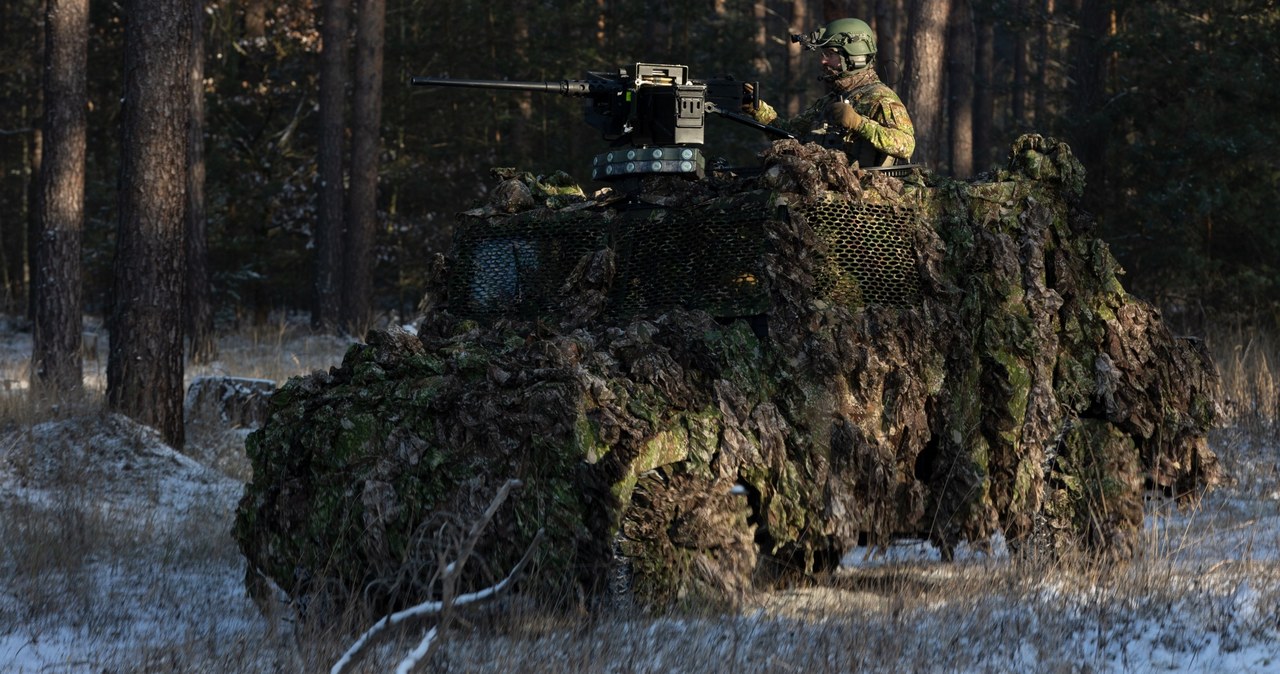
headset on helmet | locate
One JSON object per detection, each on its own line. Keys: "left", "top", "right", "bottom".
{"left": 791, "top": 18, "right": 877, "bottom": 71}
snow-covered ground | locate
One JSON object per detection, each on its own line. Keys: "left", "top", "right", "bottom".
{"left": 1, "top": 317, "right": 1278, "bottom": 672}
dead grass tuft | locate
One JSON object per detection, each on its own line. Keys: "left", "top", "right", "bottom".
{"left": 1210, "top": 325, "right": 1280, "bottom": 440}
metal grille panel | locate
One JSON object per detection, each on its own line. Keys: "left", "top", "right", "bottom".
{"left": 449, "top": 210, "right": 609, "bottom": 317}
{"left": 609, "top": 196, "right": 773, "bottom": 318}
{"left": 449, "top": 191, "right": 922, "bottom": 320}
{"left": 801, "top": 198, "right": 922, "bottom": 308}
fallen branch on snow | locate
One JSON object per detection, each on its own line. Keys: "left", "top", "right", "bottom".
{"left": 330, "top": 478, "right": 544, "bottom": 674}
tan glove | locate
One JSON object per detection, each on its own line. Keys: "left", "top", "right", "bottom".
{"left": 828, "top": 100, "right": 865, "bottom": 130}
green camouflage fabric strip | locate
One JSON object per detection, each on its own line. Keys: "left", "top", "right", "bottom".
{"left": 753, "top": 68, "right": 915, "bottom": 166}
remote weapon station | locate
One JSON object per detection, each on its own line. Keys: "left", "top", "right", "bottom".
{"left": 412, "top": 63, "right": 792, "bottom": 182}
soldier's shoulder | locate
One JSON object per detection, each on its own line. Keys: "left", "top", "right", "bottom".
{"left": 862, "top": 81, "right": 905, "bottom": 104}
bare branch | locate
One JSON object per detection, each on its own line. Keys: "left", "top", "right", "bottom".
{"left": 451, "top": 478, "right": 524, "bottom": 583}
{"left": 329, "top": 478, "right": 540, "bottom": 674}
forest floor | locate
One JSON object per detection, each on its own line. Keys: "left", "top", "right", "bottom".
{"left": 1, "top": 314, "right": 1278, "bottom": 673}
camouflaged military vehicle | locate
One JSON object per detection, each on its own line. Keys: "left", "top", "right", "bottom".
{"left": 234, "top": 64, "right": 1220, "bottom": 618}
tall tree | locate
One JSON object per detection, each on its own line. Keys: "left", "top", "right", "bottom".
{"left": 33, "top": 0, "right": 88, "bottom": 393}
{"left": 1067, "top": 0, "right": 1110, "bottom": 189}
{"left": 875, "top": 0, "right": 907, "bottom": 86}
{"left": 1, "top": 0, "right": 42, "bottom": 316}
{"left": 242, "top": 0, "right": 266, "bottom": 39}
{"left": 1033, "top": 0, "right": 1056, "bottom": 130}
{"left": 786, "top": 0, "right": 811, "bottom": 116}
{"left": 109, "top": 0, "right": 192, "bottom": 447}
{"left": 904, "top": 0, "right": 951, "bottom": 166}
{"left": 1011, "top": 0, "right": 1030, "bottom": 131}
{"left": 185, "top": 0, "right": 216, "bottom": 363}
{"left": 341, "top": 0, "right": 384, "bottom": 335}
{"left": 973, "top": 7, "right": 995, "bottom": 171}
{"left": 840, "top": 0, "right": 875, "bottom": 22}
{"left": 26, "top": 1, "right": 45, "bottom": 324}
{"left": 947, "top": 0, "right": 974, "bottom": 177}
{"left": 753, "top": 0, "right": 771, "bottom": 77}
{"left": 314, "top": 0, "right": 349, "bottom": 331}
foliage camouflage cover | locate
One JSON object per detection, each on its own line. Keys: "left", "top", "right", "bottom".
{"left": 235, "top": 136, "right": 1220, "bottom": 616}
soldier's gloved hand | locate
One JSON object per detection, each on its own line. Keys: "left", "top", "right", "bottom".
{"left": 828, "top": 101, "right": 865, "bottom": 130}
{"left": 741, "top": 82, "right": 757, "bottom": 113}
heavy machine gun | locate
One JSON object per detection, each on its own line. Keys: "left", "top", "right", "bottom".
{"left": 410, "top": 63, "right": 793, "bottom": 181}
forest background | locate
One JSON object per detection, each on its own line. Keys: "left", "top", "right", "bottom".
{"left": 0, "top": 0, "right": 1277, "bottom": 444}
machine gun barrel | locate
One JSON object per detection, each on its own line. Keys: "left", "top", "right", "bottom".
{"left": 410, "top": 76, "right": 610, "bottom": 97}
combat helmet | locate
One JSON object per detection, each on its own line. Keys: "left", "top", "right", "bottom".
{"left": 792, "top": 18, "right": 877, "bottom": 71}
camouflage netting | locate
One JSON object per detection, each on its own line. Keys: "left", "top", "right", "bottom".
{"left": 235, "top": 135, "right": 1221, "bottom": 617}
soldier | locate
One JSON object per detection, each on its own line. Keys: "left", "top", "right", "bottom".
{"left": 746, "top": 18, "right": 915, "bottom": 167}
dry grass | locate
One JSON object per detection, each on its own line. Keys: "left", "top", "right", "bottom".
{"left": 1210, "top": 325, "right": 1280, "bottom": 441}
{"left": 1, "top": 314, "right": 1279, "bottom": 672}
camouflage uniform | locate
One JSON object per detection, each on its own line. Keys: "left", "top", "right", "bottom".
{"left": 752, "top": 68, "right": 915, "bottom": 167}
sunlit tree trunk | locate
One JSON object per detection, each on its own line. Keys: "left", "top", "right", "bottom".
{"left": 342, "top": 0, "right": 384, "bottom": 335}
{"left": 314, "top": 0, "right": 349, "bottom": 331}
{"left": 33, "top": 0, "right": 88, "bottom": 393}
{"left": 786, "top": 0, "right": 810, "bottom": 116}
{"left": 242, "top": 0, "right": 266, "bottom": 39}
{"left": 186, "top": 0, "right": 216, "bottom": 364}
{"left": 753, "top": 0, "right": 770, "bottom": 76}
{"left": 596, "top": 0, "right": 609, "bottom": 44}
{"left": 109, "top": 0, "right": 192, "bottom": 447}
{"left": 905, "top": 0, "right": 951, "bottom": 166}
{"left": 947, "top": 0, "right": 974, "bottom": 177}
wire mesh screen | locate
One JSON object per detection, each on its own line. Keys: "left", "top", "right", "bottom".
{"left": 448, "top": 190, "right": 922, "bottom": 319}
{"left": 609, "top": 195, "right": 774, "bottom": 318}
{"left": 449, "top": 209, "right": 610, "bottom": 317}
{"left": 801, "top": 197, "right": 923, "bottom": 309}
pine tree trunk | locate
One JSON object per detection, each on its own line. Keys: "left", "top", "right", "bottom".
{"left": 973, "top": 11, "right": 995, "bottom": 170}
{"left": 109, "top": 0, "right": 192, "bottom": 448}
{"left": 26, "top": 125, "right": 42, "bottom": 321}
{"left": 314, "top": 0, "right": 349, "bottom": 331}
{"left": 185, "top": 0, "right": 216, "bottom": 364}
{"left": 1068, "top": 0, "right": 1110, "bottom": 194}
{"left": 1011, "top": 0, "right": 1029, "bottom": 131}
{"left": 875, "top": 0, "right": 905, "bottom": 85}
{"left": 1034, "top": 0, "right": 1055, "bottom": 130}
{"left": 841, "top": 1, "right": 875, "bottom": 23}
{"left": 753, "top": 0, "right": 770, "bottom": 77}
{"left": 0, "top": 176, "right": 11, "bottom": 311}
{"left": 786, "top": 0, "right": 811, "bottom": 116}
{"left": 33, "top": 0, "right": 88, "bottom": 394}
{"left": 510, "top": 0, "right": 534, "bottom": 164}
{"left": 947, "top": 0, "right": 975, "bottom": 178}
{"left": 341, "top": 0, "right": 384, "bottom": 334}
{"left": 242, "top": 0, "right": 265, "bottom": 39}
{"left": 905, "top": 0, "right": 951, "bottom": 166}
